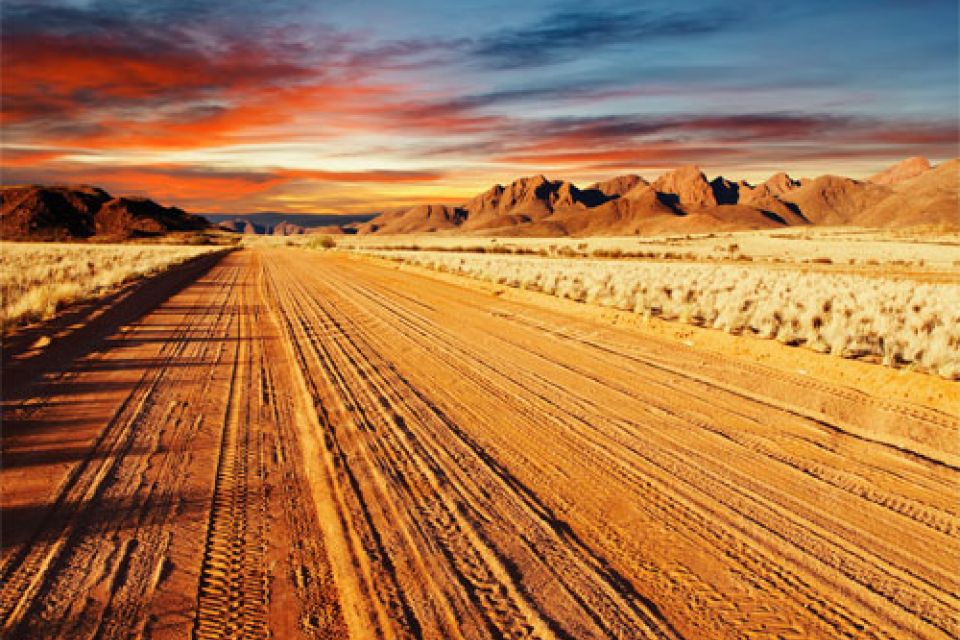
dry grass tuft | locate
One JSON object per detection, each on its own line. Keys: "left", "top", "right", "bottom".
{"left": 373, "top": 250, "right": 960, "bottom": 379}
{"left": 1, "top": 242, "right": 221, "bottom": 330}
{"left": 305, "top": 235, "right": 337, "bottom": 250}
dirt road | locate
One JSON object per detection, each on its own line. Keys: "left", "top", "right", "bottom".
{"left": 2, "top": 247, "right": 957, "bottom": 639}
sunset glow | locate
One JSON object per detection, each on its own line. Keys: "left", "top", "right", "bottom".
{"left": 2, "top": 0, "right": 957, "bottom": 213}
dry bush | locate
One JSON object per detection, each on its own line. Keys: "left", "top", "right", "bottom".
{"left": 373, "top": 250, "right": 960, "bottom": 379}
{"left": 304, "top": 235, "right": 337, "bottom": 250}
{"left": 345, "top": 229, "right": 960, "bottom": 267}
{"left": 1, "top": 242, "right": 221, "bottom": 329}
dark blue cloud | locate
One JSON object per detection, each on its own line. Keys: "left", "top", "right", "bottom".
{"left": 0, "top": 0, "right": 346, "bottom": 58}
{"left": 469, "top": 5, "right": 740, "bottom": 69}
{"left": 1, "top": 0, "right": 316, "bottom": 31}
{"left": 410, "top": 81, "right": 648, "bottom": 114}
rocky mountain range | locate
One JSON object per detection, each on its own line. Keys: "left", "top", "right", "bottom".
{"left": 3, "top": 158, "right": 955, "bottom": 241}
{"left": 215, "top": 218, "right": 308, "bottom": 236}
{"left": 358, "top": 157, "right": 958, "bottom": 236}
{"left": 215, "top": 218, "right": 364, "bottom": 236}
{"left": 0, "top": 185, "right": 208, "bottom": 239}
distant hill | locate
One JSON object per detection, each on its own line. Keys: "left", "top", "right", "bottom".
{"left": 358, "top": 157, "right": 959, "bottom": 236}
{"left": 869, "top": 156, "right": 931, "bottom": 186}
{"left": 0, "top": 185, "right": 208, "bottom": 240}
{"left": 858, "top": 159, "right": 960, "bottom": 227}
{"left": 6, "top": 158, "right": 954, "bottom": 241}
{"left": 204, "top": 212, "right": 377, "bottom": 235}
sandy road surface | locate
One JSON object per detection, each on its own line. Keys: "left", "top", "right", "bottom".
{"left": 2, "top": 247, "right": 957, "bottom": 639}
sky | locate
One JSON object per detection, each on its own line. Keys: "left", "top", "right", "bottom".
{"left": 1, "top": 0, "right": 958, "bottom": 214}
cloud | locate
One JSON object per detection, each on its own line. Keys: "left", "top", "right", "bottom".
{"left": 333, "top": 4, "right": 742, "bottom": 73}
{"left": 492, "top": 143, "right": 738, "bottom": 168}
{"left": 517, "top": 113, "right": 852, "bottom": 146}
{"left": 354, "top": 83, "right": 687, "bottom": 138}
{"left": 0, "top": 148, "right": 71, "bottom": 167}
{"left": 0, "top": 0, "right": 396, "bottom": 149}
{"left": 484, "top": 112, "right": 959, "bottom": 167}
{"left": 1, "top": 162, "right": 445, "bottom": 212}
{"left": 469, "top": 5, "right": 738, "bottom": 69}
{"left": 457, "top": 112, "right": 848, "bottom": 164}
{"left": 3, "top": 162, "right": 442, "bottom": 187}
{"left": 400, "top": 82, "right": 657, "bottom": 116}
{"left": 1, "top": 33, "right": 314, "bottom": 114}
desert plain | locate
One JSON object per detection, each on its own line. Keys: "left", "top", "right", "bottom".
{"left": 3, "top": 0, "right": 959, "bottom": 635}
{"left": 1, "top": 225, "right": 958, "bottom": 640}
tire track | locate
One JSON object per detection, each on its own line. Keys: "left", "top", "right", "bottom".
{"left": 5, "top": 245, "right": 955, "bottom": 639}
{"left": 258, "top": 249, "right": 957, "bottom": 639}
{"left": 192, "top": 270, "right": 271, "bottom": 640}
{"left": 267, "top": 264, "right": 684, "bottom": 639}
{"left": 351, "top": 262, "right": 958, "bottom": 637}
{"left": 1, "top": 252, "right": 348, "bottom": 639}
{"left": 305, "top": 264, "right": 883, "bottom": 638}
{"left": 0, "top": 264, "right": 241, "bottom": 638}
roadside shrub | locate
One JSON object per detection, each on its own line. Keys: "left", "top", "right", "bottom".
{"left": 368, "top": 249, "right": 960, "bottom": 379}
{"left": 306, "top": 235, "right": 337, "bottom": 250}
{"left": 1, "top": 243, "right": 221, "bottom": 329}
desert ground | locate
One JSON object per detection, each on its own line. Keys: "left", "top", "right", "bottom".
{"left": 1, "top": 234, "right": 958, "bottom": 639}
{"left": 341, "top": 226, "right": 960, "bottom": 269}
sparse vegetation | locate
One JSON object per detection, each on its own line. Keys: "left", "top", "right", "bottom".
{"left": 306, "top": 235, "right": 337, "bottom": 250}
{"left": 370, "top": 250, "right": 960, "bottom": 379}
{"left": 0, "top": 242, "right": 223, "bottom": 329}
{"left": 343, "top": 228, "right": 960, "bottom": 267}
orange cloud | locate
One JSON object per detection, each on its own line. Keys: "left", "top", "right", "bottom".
{"left": 494, "top": 145, "right": 730, "bottom": 166}
{"left": 1, "top": 27, "right": 412, "bottom": 151}
{"left": 1, "top": 33, "right": 314, "bottom": 111}
{"left": 0, "top": 162, "right": 446, "bottom": 211}
{"left": 0, "top": 148, "right": 69, "bottom": 167}
{"left": 276, "top": 168, "right": 444, "bottom": 183}
{"left": 9, "top": 84, "right": 409, "bottom": 151}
